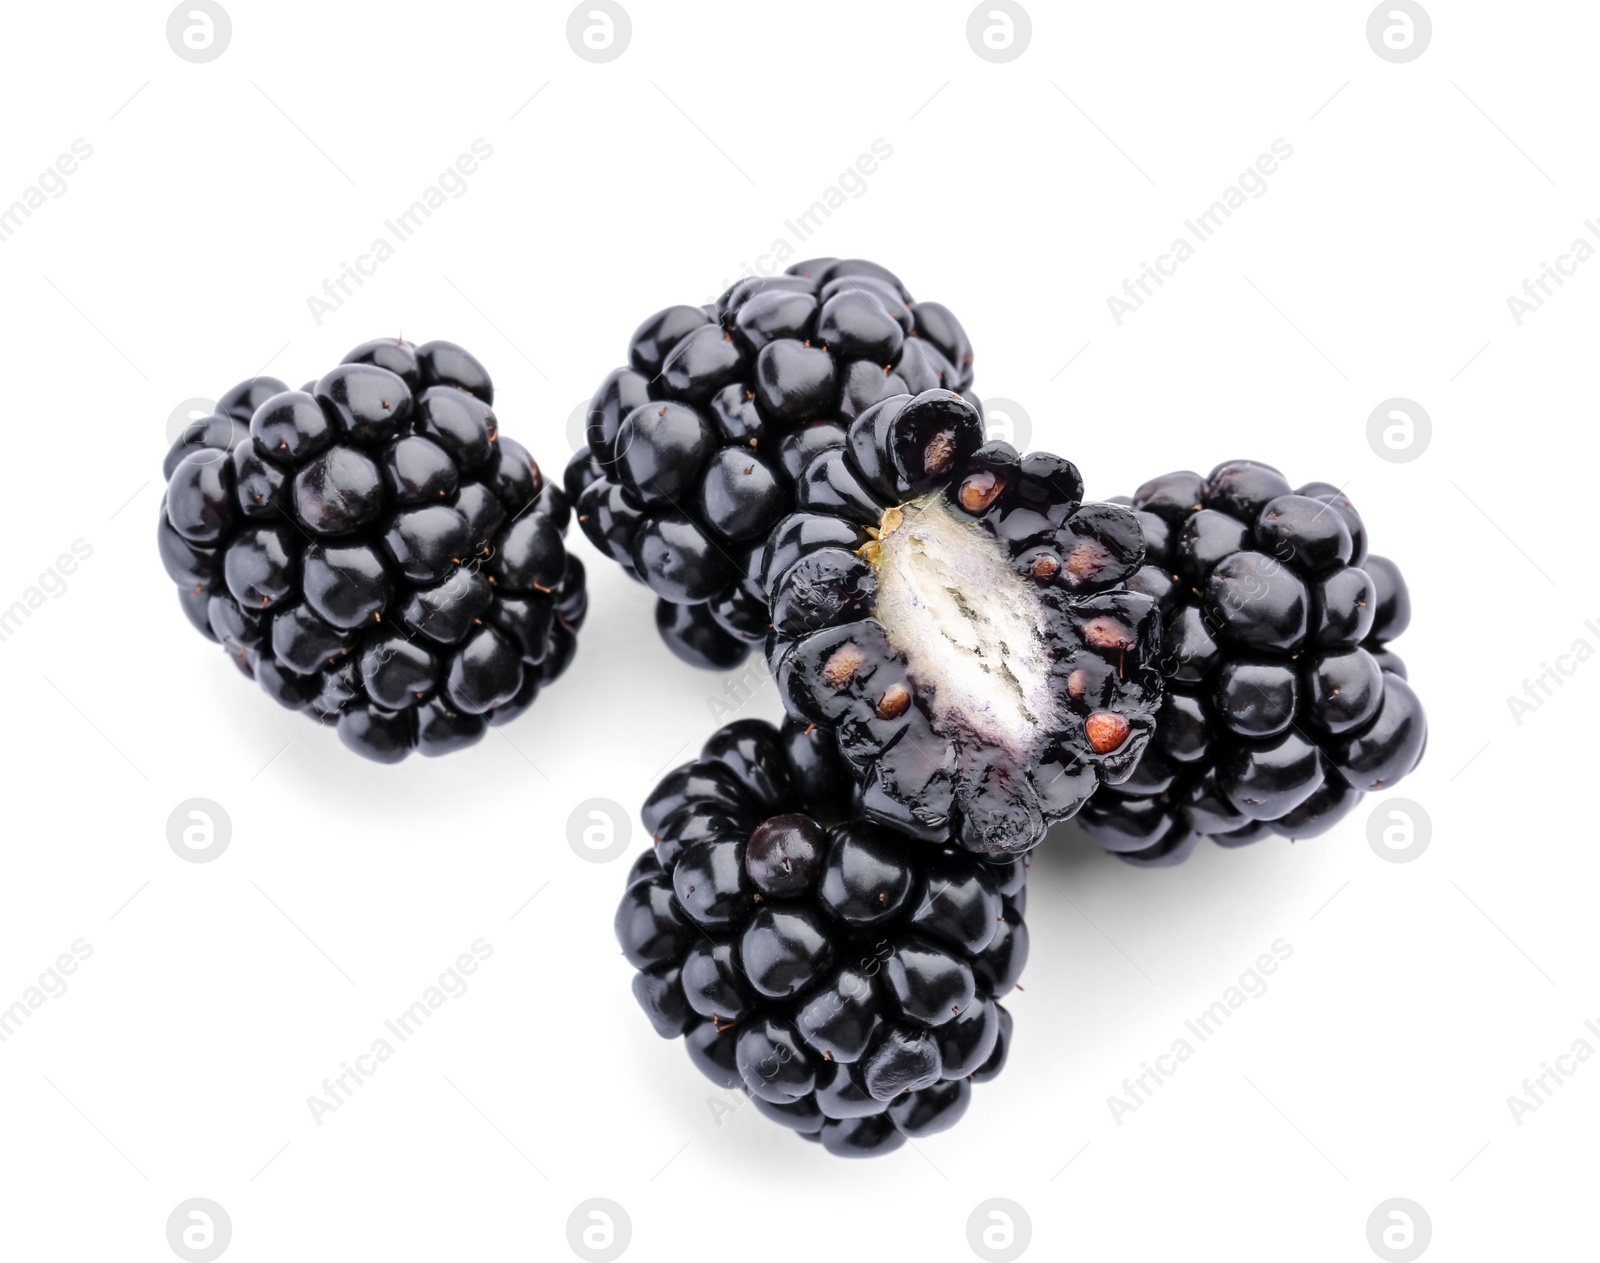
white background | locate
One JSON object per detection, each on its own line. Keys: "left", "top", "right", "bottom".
{"left": 0, "top": 2, "right": 1594, "bottom": 1260}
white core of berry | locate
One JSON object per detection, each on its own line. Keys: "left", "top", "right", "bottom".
{"left": 874, "top": 495, "right": 1057, "bottom": 755}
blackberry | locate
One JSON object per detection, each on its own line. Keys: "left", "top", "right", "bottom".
{"left": 615, "top": 718, "right": 1025, "bottom": 1158}
{"left": 1079, "top": 461, "right": 1427, "bottom": 865}
{"left": 759, "top": 389, "right": 1163, "bottom": 855}
{"left": 571, "top": 258, "right": 978, "bottom": 670}
{"left": 159, "top": 338, "right": 585, "bottom": 763}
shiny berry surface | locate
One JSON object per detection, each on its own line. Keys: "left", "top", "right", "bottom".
{"left": 158, "top": 338, "right": 586, "bottom": 762}
{"left": 574, "top": 258, "right": 980, "bottom": 669}
{"left": 1081, "top": 462, "right": 1427, "bottom": 864}
{"left": 616, "top": 718, "right": 1025, "bottom": 1158}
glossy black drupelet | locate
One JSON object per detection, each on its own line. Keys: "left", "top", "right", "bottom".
{"left": 615, "top": 719, "right": 1026, "bottom": 1158}
{"left": 1079, "top": 461, "right": 1427, "bottom": 865}
{"left": 760, "top": 389, "right": 1163, "bottom": 855}
{"left": 159, "top": 338, "right": 585, "bottom": 763}
{"left": 571, "top": 257, "right": 978, "bottom": 670}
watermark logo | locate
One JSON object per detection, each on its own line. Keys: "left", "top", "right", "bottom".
{"left": 0, "top": 539, "right": 95, "bottom": 647}
{"left": 1366, "top": 2, "right": 1431, "bottom": 63}
{"left": 0, "top": 939, "right": 93, "bottom": 1045}
{"left": 979, "top": 397, "right": 1031, "bottom": 453}
{"left": 567, "top": 798, "right": 631, "bottom": 863}
{"left": 966, "top": 3, "right": 1032, "bottom": 63}
{"left": 304, "top": 140, "right": 495, "bottom": 326}
{"left": 1107, "top": 939, "right": 1294, "bottom": 1124}
{"left": 1506, "top": 618, "right": 1600, "bottom": 726}
{"left": 167, "top": 798, "right": 232, "bottom": 864}
{"left": 166, "top": 2, "right": 232, "bottom": 63}
{"left": 306, "top": 940, "right": 493, "bottom": 1125}
{"left": 168, "top": 397, "right": 221, "bottom": 446}
{"left": 705, "top": 140, "right": 895, "bottom": 303}
{"left": 1505, "top": 1017, "right": 1600, "bottom": 1126}
{"left": 1107, "top": 140, "right": 1294, "bottom": 325}
{"left": 1366, "top": 797, "right": 1430, "bottom": 864}
{"left": 166, "top": 1198, "right": 232, "bottom": 1261}
{"left": 706, "top": 1086, "right": 749, "bottom": 1126}
{"left": 569, "top": 399, "right": 593, "bottom": 453}
{"left": 567, "top": 2, "right": 631, "bottom": 63}
{"left": 1365, "top": 1198, "right": 1431, "bottom": 1260}
{"left": 0, "top": 140, "right": 95, "bottom": 247}
{"left": 706, "top": 652, "right": 772, "bottom": 720}
{"left": 1366, "top": 397, "right": 1431, "bottom": 463}
{"left": 966, "top": 1198, "right": 1031, "bottom": 1261}
{"left": 566, "top": 1198, "right": 631, "bottom": 1260}
{"left": 1504, "top": 222, "right": 1600, "bottom": 326}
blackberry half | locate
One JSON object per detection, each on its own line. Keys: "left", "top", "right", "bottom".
{"left": 760, "top": 389, "right": 1163, "bottom": 855}
{"left": 615, "top": 719, "right": 1026, "bottom": 1158}
{"left": 569, "top": 257, "right": 977, "bottom": 670}
{"left": 1079, "top": 461, "right": 1427, "bottom": 865}
{"left": 159, "top": 338, "right": 585, "bottom": 763}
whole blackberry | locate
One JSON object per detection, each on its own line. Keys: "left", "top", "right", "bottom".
{"left": 1079, "top": 461, "right": 1427, "bottom": 865}
{"left": 615, "top": 718, "right": 1026, "bottom": 1158}
{"left": 158, "top": 338, "right": 585, "bottom": 763}
{"left": 570, "top": 257, "right": 977, "bottom": 670}
{"left": 760, "top": 389, "right": 1163, "bottom": 855}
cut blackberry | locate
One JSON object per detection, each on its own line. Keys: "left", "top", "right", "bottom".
{"left": 616, "top": 718, "right": 1024, "bottom": 1158}
{"left": 573, "top": 258, "right": 979, "bottom": 670}
{"left": 158, "top": 338, "right": 585, "bottom": 763}
{"left": 758, "top": 389, "right": 1163, "bottom": 855}
{"left": 1079, "top": 462, "right": 1427, "bottom": 865}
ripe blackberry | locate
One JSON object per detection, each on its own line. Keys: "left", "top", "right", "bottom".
{"left": 615, "top": 718, "right": 1025, "bottom": 1158}
{"left": 159, "top": 338, "right": 585, "bottom": 763}
{"left": 1079, "top": 461, "right": 1427, "bottom": 865}
{"left": 571, "top": 258, "right": 978, "bottom": 670}
{"left": 759, "top": 389, "right": 1163, "bottom": 855}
